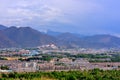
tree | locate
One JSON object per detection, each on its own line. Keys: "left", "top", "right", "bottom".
{"left": 0, "top": 65, "right": 9, "bottom": 70}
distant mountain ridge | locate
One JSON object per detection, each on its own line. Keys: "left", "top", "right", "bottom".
{"left": 0, "top": 25, "right": 7, "bottom": 30}
{"left": 0, "top": 24, "right": 120, "bottom": 48}
{"left": 46, "top": 30, "right": 62, "bottom": 36}
{"left": 46, "top": 30, "right": 85, "bottom": 38}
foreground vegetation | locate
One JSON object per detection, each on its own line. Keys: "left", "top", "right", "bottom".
{"left": 0, "top": 69, "right": 120, "bottom": 80}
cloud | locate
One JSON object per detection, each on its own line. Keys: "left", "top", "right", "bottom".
{"left": 0, "top": 0, "right": 102, "bottom": 26}
{"left": 0, "top": 0, "right": 120, "bottom": 35}
{"left": 0, "top": 1, "right": 69, "bottom": 26}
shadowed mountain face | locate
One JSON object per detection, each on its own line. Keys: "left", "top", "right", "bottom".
{"left": 1, "top": 27, "right": 56, "bottom": 48}
{"left": 0, "top": 25, "right": 120, "bottom": 48}
{"left": 82, "top": 35, "right": 120, "bottom": 48}
{"left": 55, "top": 33, "right": 120, "bottom": 48}
{"left": 0, "top": 31, "right": 17, "bottom": 48}
{"left": 0, "top": 25, "right": 7, "bottom": 30}
{"left": 55, "top": 32, "right": 83, "bottom": 48}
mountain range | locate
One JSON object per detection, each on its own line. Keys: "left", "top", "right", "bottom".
{"left": 0, "top": 25, "right": 120, "bottom": 49}
{"left": 0, "top": 25, "right": 7, "bottom": 30}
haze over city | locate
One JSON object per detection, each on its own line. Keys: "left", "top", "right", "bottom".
{"left": 0, "top": 0, "right": 120, "bottom": 36}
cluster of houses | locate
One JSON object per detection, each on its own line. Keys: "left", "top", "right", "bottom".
{"left": 0, "top": 58, "right": 119, "bottom": 72}
{"left": 0, "top": 48, "right": 120, "bottom": 72}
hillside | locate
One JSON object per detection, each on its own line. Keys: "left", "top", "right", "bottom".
{"left": 0, "top": 31, "right": 17, "bottom": 48}
{"left": 0, "top": 25, "right": 120, "bottom": 48}
{"left": 0, "top": 24, "right": 7, "bottom": 30}
{"left": 1, "top": 26, "right": 56, "bottom": 48}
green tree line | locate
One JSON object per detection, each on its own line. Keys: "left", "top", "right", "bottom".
{"left": 0, "top": 69, "right": 120, "bottom": 80}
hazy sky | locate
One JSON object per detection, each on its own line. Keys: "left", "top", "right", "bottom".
{"left": 0, "top": 0, "right": 120, "bottom": 35}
